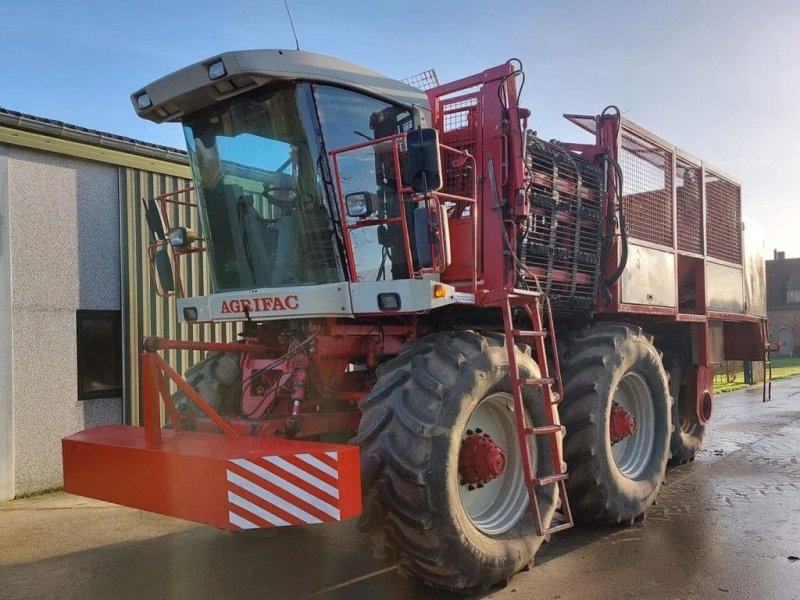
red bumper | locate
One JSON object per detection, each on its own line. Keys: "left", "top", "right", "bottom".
{"left": 62, "top": 425, "right": 361, "bottom": 530}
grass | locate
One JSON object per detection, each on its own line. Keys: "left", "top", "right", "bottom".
{"left": 714, "top": 357, "right": 800, "bottom": 394}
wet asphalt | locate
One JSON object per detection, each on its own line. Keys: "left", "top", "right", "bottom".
{"left": 1, "top": 378, "right": 800, "bottom": 600}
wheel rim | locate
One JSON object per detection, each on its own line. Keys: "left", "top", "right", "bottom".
{"left": 610, "top": 371, "right": 655, "bottom": 478}
{"left": 458, "top": 392, "right": 533, "bottom": 536}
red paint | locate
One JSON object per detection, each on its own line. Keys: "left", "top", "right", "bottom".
{"left": 610, "top": 402, "right": 636, "bottom": 445}
{"left": 62, "top": 425, "right": 361, "bottom": 530}
{"left": 459, "top": 433, "right": 506, "bottom": 485}
{"left": 695, "top": 365, "right": 715, "bottom": 425}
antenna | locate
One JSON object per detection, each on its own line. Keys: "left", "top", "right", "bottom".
{"left": 283, "top": 0, "right": 301, "bottom": 51}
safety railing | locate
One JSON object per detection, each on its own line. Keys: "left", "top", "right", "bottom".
{"left": 329, "top": 133, "right": 478, "bottom": 297}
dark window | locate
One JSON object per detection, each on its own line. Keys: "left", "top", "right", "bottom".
{"left": 77, "top": 310, "right": 122, "bottom": 400}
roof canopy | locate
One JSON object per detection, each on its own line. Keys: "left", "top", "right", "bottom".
{"left": 132, "top": 49, "right": 430, "bottom": 124}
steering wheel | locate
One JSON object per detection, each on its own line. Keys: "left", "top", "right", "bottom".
{"left": 262, "top": 183, "right": 299, "bottom": 211}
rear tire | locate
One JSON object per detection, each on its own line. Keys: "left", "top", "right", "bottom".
{"left": 560, "top": 323, "right": 671, "bottom": 525}
{"left": 666, "top": 361, "right": 705, "bottom": 466}
{"left": 353, "top": 331, "right": 558, "bottom": 592}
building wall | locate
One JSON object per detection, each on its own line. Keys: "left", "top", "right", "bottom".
{"left": 768, "top": 307, "right": 800, "bottom": 357}
{"left": 7, "top": 147, "right": 122, "bottom": 496}
{"left": 0, "top": 144, "right": 13, "bottom": 500}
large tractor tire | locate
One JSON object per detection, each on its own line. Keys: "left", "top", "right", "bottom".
{"left": 353, "top": 331, "right": 558, "bottom": 592}
{"left": 560, "top": 323, "right": 671, "bottom": 525}
{"left": 171, "top": 351, "right": 242, "bottom": 418}
{"left": 666, "top": 361, "right": 705, "bottom": 466}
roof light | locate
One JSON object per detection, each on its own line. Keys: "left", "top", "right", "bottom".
{"left": 136, "top": 93, "right": 152, "bottom": 110}
{"left": 433, "top": 284, "right": 447, "bottom": 299}
{"left": 207, "top": 60, "right": 227, "bottom": 80}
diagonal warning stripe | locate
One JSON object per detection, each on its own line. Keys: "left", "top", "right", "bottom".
{"left": 262, "top": 456, "right": 340, "bottom": 499}
{"left": 227, "top": 489, "right": 292, "bottom": 527}
{"left": 230, "top": 459, "right": 340, "bottom": 519}
{"left": 295, "top": 453, "right": 339, "bottom": 480}
{"left": 227, "top": 462, "right": 335, "bottom": 524}
{"left": 227, "top": 470, "right": 323, "bottom": 524}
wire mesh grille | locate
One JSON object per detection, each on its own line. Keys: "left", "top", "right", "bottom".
{"left": 401, "top": 69, "right": 440, "bottom": 91}
{"left": 705, "top": 171, "right": 742, "bottom": 263}
{"left": 676, "top": 158, "right": 703, "bottom": 254}
{"left": 519, "top": 133, "right": 603, "bottom": 310}
{"left": 441, "top": 97, "right": 478, "bottom": 133}
{"left": 563, "top": 114, "right": 598, "bottom": 136}
{"left": 620, "top": 129, "right": 673, "bottom": 247}
{"left": 437, "top": 95, "right": 479, "bottom": 199}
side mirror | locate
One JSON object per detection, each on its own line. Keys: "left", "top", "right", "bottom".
{"left": 345, "top": 191, "right": 378, "bottom": 217}
{"left": 154, "top": 248, "right": 175, "bottom": 293}
{"left": 406, "top": 128, "right": 442, "bottom": 194}
{"left": 144, "top": 198, "right": 165, "bottom": 240}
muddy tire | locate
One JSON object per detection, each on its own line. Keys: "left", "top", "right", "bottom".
{"left": 171, "top": 351, "right": 241, "bottom": 418}
{"left": 560, "top": 323, "right": 671, "bottom": 525}
{"left": 666, "top": 361, "right": 705, "bottom": 466}
{"left": 353, "top": 331, "right": 558, "bottom": 592}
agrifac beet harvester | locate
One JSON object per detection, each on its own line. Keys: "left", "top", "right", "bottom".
{"left": 63, "top": 50, "right": 768, "bottom": 591}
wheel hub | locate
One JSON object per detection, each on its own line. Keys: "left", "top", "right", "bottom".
{"left": 610, "top": 401, "right": 636, "bottom": 445}
{"left": 459, "top": 430, "right": 506, "bottom": 486}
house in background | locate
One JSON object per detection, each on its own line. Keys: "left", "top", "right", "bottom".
{"left": 766, "top": 251, "right": 800, "bottom": 356}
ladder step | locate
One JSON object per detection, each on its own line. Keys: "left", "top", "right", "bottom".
{"left": 520, "top": 378, "right": 555, "bottom": 387}
{"left": 524, "top": 425, "right": 564, "bottom": 436}
{"left": 534, "top": 473, "right": 569, "bottom": 486}
{"left": 511, "top": 329, "right": 547, "bottom": 338}
{"left": 542, "top": 522, "right": 574, "bottom": 535}
{"left": 505, "top": 289, "right": 543, "bottom": 299}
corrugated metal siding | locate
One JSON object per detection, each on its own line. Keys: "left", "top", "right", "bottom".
{"left": 120, "top": 167, "right": 238, "bottom": 425}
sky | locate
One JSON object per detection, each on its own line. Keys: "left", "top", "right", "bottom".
{"left": 1, "top": 0, "right": 799, "bottom": 257}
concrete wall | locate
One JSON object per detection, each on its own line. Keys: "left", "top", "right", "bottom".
{"left": 0, "top": 144, "right": 13, "bottom": 500}
{"left": 6, "top": 147, "right": 122, "bottom": 496}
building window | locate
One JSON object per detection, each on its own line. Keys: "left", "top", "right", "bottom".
{"left": 77, "top": 310, "right": 122, "bottom": 400}
{"left": 787, "top": 289, "right": 800, "bottom": 304}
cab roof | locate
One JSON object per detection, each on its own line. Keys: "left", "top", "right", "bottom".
{"left": 132, "top": 49, "right": 430, "bottom": 124}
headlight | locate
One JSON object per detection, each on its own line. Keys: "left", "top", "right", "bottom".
{"left": 207, "top": 60, "right": 227, "bottom": 80}
{"left": 168, "top": 227, "right": 187, "bottom": 247}
{"left": 136, "top": 93, "right": 152, "bottom": 109}
{"left": 345, "top": 191, "right": 377, "bottom": 218}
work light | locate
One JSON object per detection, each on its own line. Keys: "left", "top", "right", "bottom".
{"left": 207, "top": 60, "right": 227, "bottom": 80}
{"left": 136, "top": 93, "right": 152, "bottom": 109}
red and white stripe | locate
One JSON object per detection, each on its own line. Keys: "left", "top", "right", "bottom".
{"left": 226, "top": 451, "right": 341, "bottom": 529}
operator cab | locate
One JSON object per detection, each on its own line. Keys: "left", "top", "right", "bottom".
{"left": 134, "top": 50, "right": 431, "bottom": 294}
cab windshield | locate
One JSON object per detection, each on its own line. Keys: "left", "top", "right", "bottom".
{"left": 183, "top": 82, "right": 413, "bottom": 292}
{"left": 183, "top": 84, "right": 340, "bottom": 291}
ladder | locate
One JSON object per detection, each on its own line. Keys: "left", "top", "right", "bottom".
{"left": 485, "top": 288, "right": 574, "bottom": 536}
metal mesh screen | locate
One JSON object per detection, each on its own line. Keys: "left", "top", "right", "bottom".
{"left": 437, "top": 95, "right": 479, "bottom": 198}
{"left": 620, "top": 129, "right": 673, "bottom": 247}
{"left": 563, "top": 114, "right": 598, "bottom": 136}
{"left": 401, "top": 69, "right": 440, "bottom": 91}
{"left": 705, "top": 171, "right": 742, "bottom": 263}
{"left": 441, "top": 97, "right": 478, "bottom": 133}
{"left": 676, "top": 158, "right": 703, "bottom": 254}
